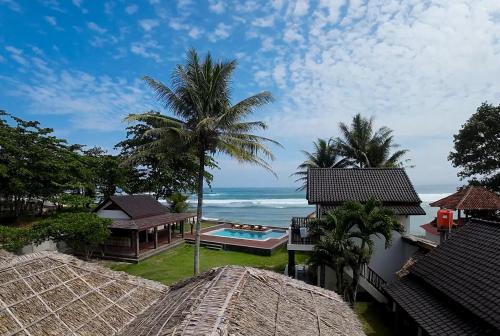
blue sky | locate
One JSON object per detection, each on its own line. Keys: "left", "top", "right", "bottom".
{"left": 1, "top": 0, "right": 500, "bottom": 188}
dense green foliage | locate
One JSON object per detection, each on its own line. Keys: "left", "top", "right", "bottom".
{"left": 167, "top": 192, "right": 189, "bottom": 213}
{"left": 293, "top": 138, "right": 349, "bottom": 190}
{"left": 0, "top": 212, "right": 111, "bottom": 259}
{"left": 0, "top": 111, "right": 90, "bottom": 216}
{"left": 449, "top": 102, "right": 500, "bottom": 191}
{"left": 127, "top": 49, "right": 279, "bottom": 274}
{"left": 308, "top": 199, "right": 402, "bottom": 303}
{"left": 116, "top": 114, "right": 210, "bottom": 199}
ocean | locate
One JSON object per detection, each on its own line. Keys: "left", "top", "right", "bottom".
{"left": 187, "top": 186, "right": 457, "bottom": 236}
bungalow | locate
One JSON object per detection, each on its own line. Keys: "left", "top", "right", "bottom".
{"left": 385, "top": 218, "right": 500, "bottom": 335}
{"left": 421, "top": 186, "right": 500, "bottom": 244}
{"left": 0, "top": 251, "right": 365, "bottom": 335}
{"left": 94, "top": 195, "right": 196, "bottom": 262}
{"left": 288, "top": 168, "right": 429, "bottom": 302}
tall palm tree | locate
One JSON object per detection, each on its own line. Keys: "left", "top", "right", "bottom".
{"left": 293, "top": 138, "right": 349, "bottom": 190}
{"left": 127, "top": 49, "right": 280, "bottom": 274}
{"left": 336, "top": 114, "right": 409, "bottom": 168}
{"left": 342, "top": 198, "right": 402, "bottom": 303}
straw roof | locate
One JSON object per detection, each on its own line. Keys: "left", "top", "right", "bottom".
{"left": 123, "top": 266, "right": 364, "bottom": 336}
{"left": 1, "top": 253, "right": 364, "bottom": 336}
{"left": 0, "top": 252, "right": 167, "bottom": 336}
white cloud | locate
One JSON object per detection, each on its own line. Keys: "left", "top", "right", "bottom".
{"left": 253, "top": 15, "right": 275, "bottom": 27}
{"left": 249, "top": 0, "right": 500, "bottom": 184}
{"left": 208, "top": 0, "right": 224, "bottom": 14}
{"left": 169, "top": 19, "right": 189, "bottom": 30}
{"left": 5, "top": 46, "right": 27, "bottom": 66}
{"left": 125, "top": 4, "right": 138, "bottom": 15}
{"left": 188, "top": 27, "right": 203, "bottom": 39}
{"left": 2, "top": 58, "right": 154, "bottom": 131}
{"left": 0, "top": 0, "right": 21, "bottom": 12}
{"left": 44, "top": 16, "right": 57, "bottom": 26}
{"left": 292, "top": 0, "right": 309, "bottom": 17}
{"left": 208, "top": 23, "right": 231, "bottom": 42}
{"left": 138, "top": 19, "right": 159, "bottom": 32}
{"left": 130, "top": 40, "right": 161, "bottom": 63}
{"left": 72, "top": 0, "right": 82, "bottom": 7}
{"left": 0, "top": 54, "right": 5, "bottom": 62}
{"left": 87, "top": 22, "right": 106, "bottom": 34}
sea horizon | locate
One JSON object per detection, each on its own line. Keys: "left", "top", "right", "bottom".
{"left": 180, "top": 184, "right": 459, "bottom": 236}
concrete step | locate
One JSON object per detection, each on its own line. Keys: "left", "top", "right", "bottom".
{"left": 184, "top": 239, "right": 223, "bottom": 250}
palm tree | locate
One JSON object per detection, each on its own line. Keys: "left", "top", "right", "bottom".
{"left": 342, "top": 198, "right": 403, "bottom": 303}
{"left": 336, "top": 114, "right": 409, "bottom": 168}
{"left": 127, "top": 49, "right": 280, "bottom": 274}
{"left": 307, "top": 213, "right": 355, "bottom": 295}
{"left": 293, "top": 138, "right": 349, "bottom": 190}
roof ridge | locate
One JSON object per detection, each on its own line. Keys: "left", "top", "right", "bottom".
{"left": 456, "top": 185, "right": 474, "bottom": 210}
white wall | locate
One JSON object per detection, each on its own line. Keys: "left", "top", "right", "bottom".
{"left": 96, "top": 209, "right": 130, "bottom": 219}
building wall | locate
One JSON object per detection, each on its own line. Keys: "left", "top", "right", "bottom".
{"left": 97, "top": 209, "right": 130, "bottom": 219}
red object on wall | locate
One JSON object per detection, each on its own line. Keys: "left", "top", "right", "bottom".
{"left": 437, "top": 209, "right": 454, "bottom": 229}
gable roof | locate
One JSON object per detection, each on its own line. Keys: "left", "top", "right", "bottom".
{"left": 95, "top": 195, "right": 169, "bottom": 219}
{"left": 110, "top": 212, "right": 196, "bottom": 230}
{"left": 385, "top": 219, "right": 500, "bottom": 335}
{"left": 307, "top": 168, "right": 422, "bottom": 208}
{"left": 429, "top": 186, "right": 500, "bottom": 210}
{"left": 0, "top": 253, "right": 364, "bottom": 336}
{"left": 122, "top": 266, "right": 364, "bottom": 336}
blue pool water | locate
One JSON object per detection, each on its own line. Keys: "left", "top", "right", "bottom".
{"left": 206, "top": 228, "right": 287, "bottom": 241}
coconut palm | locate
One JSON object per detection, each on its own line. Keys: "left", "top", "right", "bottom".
{"left": 341, "top": 198, "right": 403, "bottom": 303}
{"left": 293, "top": 138, "right": 349, "bottom": 191}
{"left": 127, "top": 49, "right": 280, "bottom": 274}
{"left": 336, "top": 114, "right": 409, "bottom": 168}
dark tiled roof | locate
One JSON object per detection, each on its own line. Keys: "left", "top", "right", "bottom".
{"left": 429, "top": 186, "right": 500, "bottom": 210}
{"left": 307, "top": 168, "right": 421, "bottom": 204}
{"left": 385, "top": 219, "right": 500, "bottom": 335}
{"left": 322, "top": 204, "right": 426, "bottom": 216}
{"left": 96, "top": 195, "right": 169, "bottom": 219}
{"left": 385, "top": 278, "right": 494, "bottom": 335}
{"left": 110, "top": 212, "right": 196, "bottom": 230}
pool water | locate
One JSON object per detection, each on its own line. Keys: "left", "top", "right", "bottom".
{"left": 206, "top": 228, "right": 287, "bottom": 241}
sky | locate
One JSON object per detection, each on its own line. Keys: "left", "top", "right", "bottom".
{"left": 1, "top": 0, "right": 500, "bottom": 189}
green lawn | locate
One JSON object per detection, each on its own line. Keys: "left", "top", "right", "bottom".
{"left": 354, "top": 302, "right": 394, "bottom": 336}
{"left": 108, "top": 243, "right": 308, "bottom": 286}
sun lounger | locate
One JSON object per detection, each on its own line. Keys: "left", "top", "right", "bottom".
{"left": 233, "top": 224, "right": 241, "bottom": 229}
{"left": 242, "top": 225, "right": 251, "bottom": 230}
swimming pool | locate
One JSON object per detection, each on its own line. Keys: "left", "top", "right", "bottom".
{"left": 205, "top": 228, "right": 287, "bottom": 241}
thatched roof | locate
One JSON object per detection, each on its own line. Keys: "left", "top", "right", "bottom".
{"left": 123, "top": 266, "right": 364, "bottom": 336}
{"left": 0, "top": 252, "right": 166, "bottom": 336}
{"left": 1, "top": 253, "right": 364, "bottom": 336}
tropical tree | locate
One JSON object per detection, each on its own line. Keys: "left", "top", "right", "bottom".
{"left": 307, "top": 213, "right": 355, "bottom": 295}
{"left": 342, "top": 199, "right": 402, "bottom": 303}
{"left": 335, "top": 114, "right": 409, "bottom": 168}
{"left": 307, "top": 199, "right": 402, "bottom": 304}
{"left": 167, "top": 192, "right": 189, "bottom": 213}
{"left": 293, "top": 138, "right": 349, "bottom": 190}
{"left": 127, "top": 49, "right": 280, "bottom": 274}
{"left": 449, "top": 102, "right": 500, "bottom": 192}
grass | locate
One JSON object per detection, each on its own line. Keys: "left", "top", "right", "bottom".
{"left": 354, "top": 302, "right": 394, "bottom": 336}
{"left": 108, "top": 243, "right": 308, "bottom": 286}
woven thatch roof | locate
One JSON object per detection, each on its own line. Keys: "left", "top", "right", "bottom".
{"left": 0, "top": 252, "right": 166, "bottom": 336}
{"left": 1, "top": 253, "right": 364, "bottom": 336}
{"left": 123, "top": 266, "right": 364, "bottom": 336}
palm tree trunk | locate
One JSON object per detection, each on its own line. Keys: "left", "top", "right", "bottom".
{"left": 194, "top": 149, "right": 205, "bottom": 275}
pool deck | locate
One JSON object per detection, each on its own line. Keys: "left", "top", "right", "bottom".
{"left": 184, "top": 223, "right": 289, "bottom": 256}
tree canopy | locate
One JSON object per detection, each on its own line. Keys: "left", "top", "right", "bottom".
{"left": 449, "top": 102, "right": 500, "bottom": 191}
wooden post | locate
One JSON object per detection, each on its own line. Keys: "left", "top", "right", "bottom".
{"left": 180, "top": 220, "right": 184, "bottom": 238}
{"left": 167, "top": 224, "right": 171, "bottom": 244}
{"left": 154, "top": 227, "right": 158, "bottom": 249}
{"left": 288, "top": 250, "right": 295, "bottom": 278}
{"left": 134, "top": 231, "right": 139, "bottom": 257}
{"left": 145, "top": 230, "right": 149, "bottom": 243}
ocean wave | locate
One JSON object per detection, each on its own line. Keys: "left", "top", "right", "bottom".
{"left": 188, "top": 198, "right": 310, "bottom": 208}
